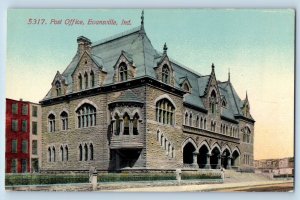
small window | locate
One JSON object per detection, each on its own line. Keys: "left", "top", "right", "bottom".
{"left": 84, "top": 72, "right": 88, "bottom": 89}
{"left": 48, "top": 114, "right": 56, "bottom": 132}
{"left": 78, "top": 74, "right": 83, "bottom": 90}
{"left": 79, "top": 144, "right": 83, "bottom": 161}
{"left": 119, "top": 62, "right": 128, "bottom": 81}
{"left": 12, "top": 120, "right": 18, "bottom": 132}
{"left": 221, "top": 100, "right": 226, "bottom": 107}
{"left": 21, "top": 159, "right": 27, "bottom": 173}
{"left": 22, "top": 140, "right": 28, "bottom": 153}
{"left": 55, "top": 81, "right": 62, "bottom": 96}
{"left": 12, "top": 103, "right": 18, "bottom": 114}
{"left": 32, "top": 121, "right": 37, "bottom": 135}
{"left": 12, "top": 140, "right": 17, "bottom": 153}
{"left": 32, "top": 106, "right": 38, "bottom": 117}
{"left": 183, "top": 83, "right": 190, "bottom": 92}
{"left": 11, "top": 159, "right": 18, "bottom": 173}
{"left": 90, "top": 71, "right": 95, "bottom": 87}
{"left": 32, "top": 140, "right": 38, "bottom": 155}
{"left": 61, "top": 111, "right": 68, "bottom": 131}
{"left": 22, "top": 120, "right": 27, "bottom": 132}
{"left": 89, "top": 144, "right": 94, "bottom": 160}
{"left": 123, "top": 113, "right": 130, "bottom": 135}
{"left": 22, "top": 104, "right": 28, "bottom": 115}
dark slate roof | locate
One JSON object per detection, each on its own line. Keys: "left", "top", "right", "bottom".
{"left": 44, "top": 24, "right": 247, "bottom": 119}
{"left": 110, "top": 89, "right": 143, "bottom": 103}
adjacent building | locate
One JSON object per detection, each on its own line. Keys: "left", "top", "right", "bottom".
{"left": 254, "top": 157, "right": 294, "bottom": 176}
{"left": 40, "top": 12, "right": 255, "bottom": 173}
{"left": 5, "top": 98, "right": 42, "bottom": 173}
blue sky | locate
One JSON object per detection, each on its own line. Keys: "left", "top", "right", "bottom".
{"left": 6, "top": 9, "right": 295, "bottom": 159}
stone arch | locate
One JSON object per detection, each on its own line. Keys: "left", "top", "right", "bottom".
{"left": 181, "top": 138, "right": 197, "bottom": 152}
{"left": 75, "top": 99, "right": 98, "bottom": 111}
{"left": 111, "top": 109, "right": 122, "bottom": 120}
{"left": 47, "top": 110, "right": 57, "bottom": 118}
{"left": 222, "top": 144, "right": 232, "bottom": 156}
{"left": 183, "top": 141, "right": 197, "bottom": 164}
{"left": 121, "top": 107, "right": 132, "bottom": 119}
{"left": 198, "top": 140, "right": 211, "bottom": 152}
{"left": 198, "top": 140, "right": 211, "bottom": 168}
{"left": 210, "top": 142, "right": 221, "bottom": 154}
{"left": 132, "top": 108, "right": 142, "bottom": 120}
{"left": 59, "top": 108, "right": 69, "bottom": 116}
{"left": 154, "top": 94, "right": 177, "bottom": 111}
{"left": 231, "top": 146, "right": 241, "bottom": 167}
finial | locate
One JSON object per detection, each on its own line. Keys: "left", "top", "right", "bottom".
{"left": 141, "top": 10, "right": 144, "bottom": 26}
{"left": 211, "top": 63, "right": 215, "bottom": 72}
{"left": 228, "top": 68, "right": 230, "bottom": 82}
{"left": 246, "top": 90, "right": 248, "bottom": 99}
{"left": 163, "top": 43, "right": 168, "bottom": 54}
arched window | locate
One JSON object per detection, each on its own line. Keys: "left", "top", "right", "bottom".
{"left": 204, "top": 118, "right": 207, "bottom": 129}
{"left": 119, "top": 62, "right": 128, "bottom": 81}
{"left": 189, "top": 113, "right": 193, "bottom": 126}
{"left": 242, "top": 127, "right": 251, "bottom": 143}
{"left": 162, "top": 65, "right": 170, "bottom": 84}
{"left": 84, "top": 72, "right": 88, "bottom": 89}
{"left": 196, "top": 115, "right": 199, "bottom": 128}
{"left": 123, "top": 113, "right": 130, "bottom": 135}
{"left": 156, "top": 98, "right": 175, "bottom": 125}
{"left": 65, "top": 146, "right": 68, "bottom": 161}
{"left": 84, "top": 144, "right": 88, "bottom": 161}
{"left": 200, "top": 117, "right": 203, "bottom": 129}
{"left": 60, "top": 146, "right": 64, "bottom": 161}
{"left": 90, "top": 143, "right": 94, "bottom": 160}
{"left": 90, "top": 71, "right": 95, "bottom": 87}
{"left": 79, "top": 144, "right": 83, "bottom": 161}
{"left": 183, "top": 83, "right": 190, "bottom": 92}
{"left": 55, "top": 81, "right": 61, "bottom": 96}
{"left": 48, "top": 147, "right": 51, "bottom": 162}
{"left": 76, "top": 103, "right": 96, "bottom": 128}
{"left": 78, "top": 74, "right": 83, "bottom": 90}
{"left": 114, "top": 113, "right": 120, "bottom": 135}
{"left": 52, "top": 147, "right": 56, "bottom": 162}
{"left": 133, "top": 113, "right": 139, "bottom": 135}
{"left": 222, "top": 99, "right": 226, "bottom": 107}
{"left": 210, "top": 90, "right": 217, "bottom": 114}
{"left": 48, "top": 114, "right": 55, "bottom": 132}
{"left": 60, "top": 111, "right": 68, "bottom": 131}
{"left": 184, "top": 112, "right": 188, "bottom": 125}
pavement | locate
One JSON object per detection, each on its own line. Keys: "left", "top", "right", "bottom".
{"left": 102, "top": 180, "right": 294, "bottom": 192}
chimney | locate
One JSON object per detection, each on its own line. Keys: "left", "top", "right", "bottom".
{"left": 77, "top": 36, "right": 92, "bottom": 56}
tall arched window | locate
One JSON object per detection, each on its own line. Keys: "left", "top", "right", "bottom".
{"left": 156, "top": 98, "right": 175, "bottom": 125}
{"left": 162, "top": 65, "right": 170, "bottom": 84}
{"left": 55, "top": 81, "right": 61, "bottom": 96}
{"left": 48, "top": 147, "right": 51, "bottom": 162}
{"left": 79, "top": 144, "right": 83, "bottom": 161}
{"left": 76, "top": 103, "right": 96, "bottom": 128}
{"left": 78, "top": 74, "right": 83, "bottom": 90}
{"left": 119, "top": 62, "right": 128, "bottom": 81}
{"left": 133, "top": 113, "right": 139, "bottom": 135}
{"left": 189, "top": 113, "right": 193, "bottom": 126}
{"left": 48, "top": 114, "right": 56, "bottom": 132}
{"left": 90, "top": 71, "right": 95, "bottom": 87}
{"left": 123, "top": 113, "right": 130, "bottom": 135}
{"left": 184, "top": 112, "right": 188, "bottom": 125}
{"left": 60, "top": 111, "right": 68, "bottom": 131}
{"left": 114, "top": 113, "right": 120, "bottom": 135}
{"left": 89, "top": 143, "right": 94, "bottom": 160}
{"left": 84, "top": 72, "right": 88, "bottom": 89}
{"left": 204, "top": 118, "right": 207, "bottom": 129}
{"left": 196, "top": 116, "right": 199, "bottom": 128}
{"left": 84, "top": 144, "right": 88, "bottom": 161}
{"left": 242, "top": 127, "right": 251, "bottom": 143}
{"left": 210, "top": 90, "right": 217, "bottom": 114}
{"left": 60, "top": 146, "right": 64, "bottom": 161}
{"left": 65, "top": 146, "right": 68, "bottom": 161}
{"left": 52, "top": 147, "right": 56, "bottom": 162}
{"left": 200, "top": 117, "right": 203, "bottom": 129}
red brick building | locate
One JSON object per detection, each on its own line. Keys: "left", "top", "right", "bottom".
{"left": 6, "top": 98, "right": 30, "bottom": 173}
{"left": 6, "top": 98, "right": 42, "bottom": 173}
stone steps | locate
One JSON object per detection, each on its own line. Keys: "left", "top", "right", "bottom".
{"left": 224, "top": 170, "right": 271, "bottom": 183}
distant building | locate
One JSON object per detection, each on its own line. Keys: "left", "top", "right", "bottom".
{"left": 5, "top": 98, "right": 42, "bottom": 173}
{"left": 254, "top": 157, "right": 294, "bottom": 176}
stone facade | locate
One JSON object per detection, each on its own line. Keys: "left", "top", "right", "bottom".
{"left": 40, "top": 15, "right": 255, "bottom": 173}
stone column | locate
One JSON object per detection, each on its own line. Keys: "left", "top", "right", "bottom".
{"left": 217, "top": 155, "right": 221, "bottom": 169}
{"left": 205, "top": 153, "right": 211, "bottom": 169}
{"left": 129, "top": 120, "right": 133, "bottom": 135}
{"left": 227, "top": 156, "right": 232, "bottom": 169}
{"left": 192, "top": 151, "right": 199, "bottom": 167}
{"left": 120, "top": 119, "right": 124, "bottom": 135}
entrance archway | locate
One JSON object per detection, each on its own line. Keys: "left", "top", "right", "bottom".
{"left": 198, "top": 145, "right": 209, "bottom": 168}
{"left": 232, "top": 150, "right": 240, "bottom": 167}
{"left": 222, "top": 149, "right": 231, "bottom": 169}
{"left": 183, "top": 142, "right": 196, "bottom": 164}
{"left": 210, "top": 146, "right": 221, "bottom": 169}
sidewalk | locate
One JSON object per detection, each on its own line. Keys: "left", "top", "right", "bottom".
{"left": 103, "top": 180, "right": 293, "bottom": 192}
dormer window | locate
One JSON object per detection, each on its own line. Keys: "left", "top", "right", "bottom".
{"left": 55, "top": 81, "right": 61, "bottom": 96}
{"left": 221, "top": 99, "right": 226, "bottom": 107}
{"left": 210, "top": 90, "right": 217, "bottom": 114}
{"left": 183, "top": 83, "right": 190, "bottom": 92}
{"left": 162, "top": 65, "right": 170, "bottom": 84}
{"left": 90, "top": 71, "right": 95, "bottom": 87}
{"left": 119, "top": 62, "right": 128, "bottom": 81}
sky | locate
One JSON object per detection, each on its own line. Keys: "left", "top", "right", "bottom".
{"left": 6, "top": 9, "right": 295, "bottom": 160}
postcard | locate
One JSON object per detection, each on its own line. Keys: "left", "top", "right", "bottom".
{"left": 5, "top": 9, "right": 295, "bottom": 192}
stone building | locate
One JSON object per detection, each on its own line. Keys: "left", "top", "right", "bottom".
{"left": 40, "top": 12, "right": 255, "bottom": 173}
